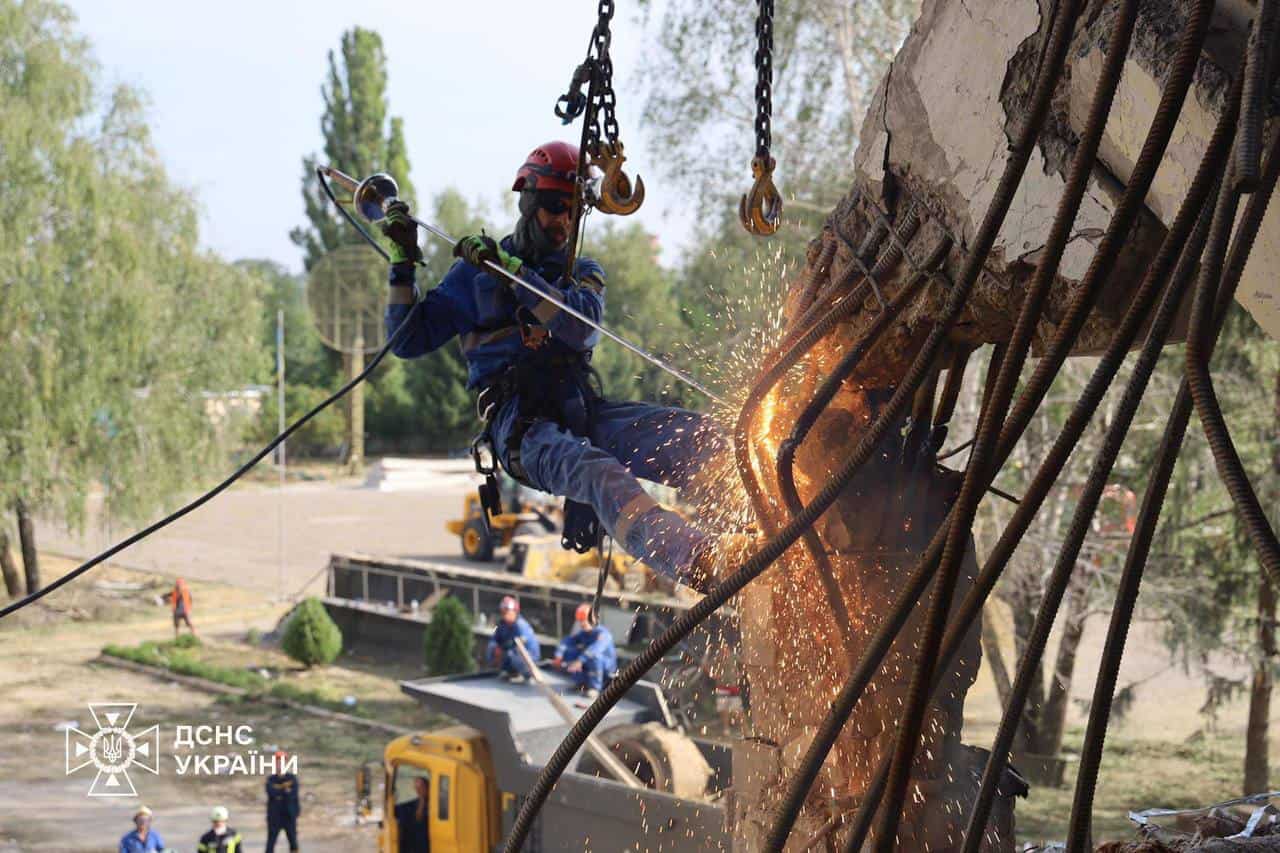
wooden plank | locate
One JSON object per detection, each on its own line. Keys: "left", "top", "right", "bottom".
{"left": 512, "top": 638, "right": 644, "bottom": 790}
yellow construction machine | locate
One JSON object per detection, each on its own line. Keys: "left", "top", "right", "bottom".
{"left": 445, "top": 488, "right": 557, "bottom": 562}
{"left": 356, "top": 670, "right": 728, "bottom": 852}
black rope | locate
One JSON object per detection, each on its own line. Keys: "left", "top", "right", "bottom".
{"left": 0, "top": 170, "right": 409, "bottom": 621}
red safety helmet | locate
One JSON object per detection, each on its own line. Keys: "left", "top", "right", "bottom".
{"left": 512, "top": 141, "right": 579, "bottom": 194}
{"left": 499, "top": 595, "right": 520, "bottom": 614}
{"left": 575, "top": 603, "right": 592, "bottom": 623}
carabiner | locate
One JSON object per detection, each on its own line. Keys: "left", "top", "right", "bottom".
{"left": 738, "top": 155, "right": 783, "bottom": 236}
{"left": 590, "top": 141, "right": 645, "bottom": 216}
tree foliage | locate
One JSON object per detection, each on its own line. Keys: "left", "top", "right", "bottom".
{"left": 281, "top": 597, "right": 344, "bottom": 668}
{"left": 637, "top": 0, "right": 919, "bottom": 212}
{"left": 291, "top": 26, "right": 416, "bottom": 270}
{"left": 0, "top": 0, "right": 263, "bottom": 538}
{"left": 423, "top": 595, "right": 476, "bottom": 676}
{"left": 1145, "top": 307, "right": 1279, "bottom": 667}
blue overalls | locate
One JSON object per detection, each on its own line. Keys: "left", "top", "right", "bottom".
{"left": 486, "top": 615, "right": 541, "bottom": 677}
{"left": 555, "top": 624, "right": 618, "bottom": 691}
{"left": 385, "top": 238, "right": 726, "bottom": 580}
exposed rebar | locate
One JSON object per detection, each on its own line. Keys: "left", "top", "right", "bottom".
{"left": 1066, "top": 116, "right": 1280, "bottom": 853}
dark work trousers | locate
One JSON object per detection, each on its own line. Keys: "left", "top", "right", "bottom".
{"left": 265, "top": 813, "right": 297, "bottom": 852}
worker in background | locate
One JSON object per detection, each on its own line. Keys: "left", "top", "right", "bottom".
{"left": 393, "top": 775, "right": 431, "bottom": 852}
{"left": 486, "top": 596, "right": 539, "bottom": 683}
{"left": 164, "top": 577, "right": 196, "bottom": 638}
{"left": 119, "top": 805, "right": 165, "bottom": 853}
{"left": 197, "top": 806, "right": 242, "bottom": 853}
{"left": 553, "top": 603, "right": 617, "bottom": 698}
{"left": 382, "top": 141, "right": 739, "bottom": 591}
{"left": 264, "top": 750, "right": 300, "bottom": 853}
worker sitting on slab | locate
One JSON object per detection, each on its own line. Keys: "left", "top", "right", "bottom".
{"left": 382, "top": 141, "right": 738, "bottom": 590}
{"left": 552, "top": 603, "right": 617, "bottom": 698}
{"left": 486, "top": 596, "right": 540, "bottom": 683}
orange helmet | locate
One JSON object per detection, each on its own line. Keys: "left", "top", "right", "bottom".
{"left": 575, "top": 603, "right": 592, "bottom": 624}
{"left": 512, "top": 141, "right": 579, "bottom": 193}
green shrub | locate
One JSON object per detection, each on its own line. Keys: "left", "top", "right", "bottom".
{"left": 245, "top": 627, "right": 262, "bottom": 646}
{"left": 423, "top": 596, "right": 476, "bottom": 676}
{"left": 281, "top": 598, "right": 343, "bottom": 668}
{"left": 170, "top": 633, "right": 202, "bottom": 649}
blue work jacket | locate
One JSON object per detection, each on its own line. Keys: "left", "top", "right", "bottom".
{"left": 385, "top": 236, "right": 606, "bottom": 389}
{"left": 119, "top": 829, "right": 165, "bottom": 853}
{"left": 487, "top": 615, "right": 541, "bottom": 661}
{"left": 555, "top": 624, "right": 618, "bottom": 674}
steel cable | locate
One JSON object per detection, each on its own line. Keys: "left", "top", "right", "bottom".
{"left": 735, "top": 214, "right": 918, "bottom": 527}
{"left": 1186, "top": 119, "right": 1280, "bottom": 588}
{"left": 1235, "top": 0, "right": 1277, "bottom": 192}
{"left": 0, "top": 304, "right": 421, "bottom": 620}
{"left": 961, "top": 167, "right": 1227, "bottom": 853}
{"left": 773, "top": 237, "right": 952, "bottom": 660}
{"left": 871, "top": 0, "right": 1133, "bottom": 838}
{"left": 1064, "top": 122, "right": 1280, "bottom": 850}
{"left": 0, "top": 169, "right": 413, "bottom": 621}
{"left": 768, "top": 1, "right": 1228, "bottom": 842}
{"left": 1068, "top": 115, "right": 1280, "bottom": 850}
{"left": 844, "top": 126, "right": 1229, "bottom": 850}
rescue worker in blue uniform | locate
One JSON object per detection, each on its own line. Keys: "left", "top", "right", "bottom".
{"left": 264, "top": 751, "right": 300, "bottom": 853}
{"left": 381, "top": 141, "right": 734, "bottom": 588}
{"left": 553, "top": 603, "right": 618, "bottom": 697}
{"left": 486, "top": 596, "right": 540, "bottom": 682}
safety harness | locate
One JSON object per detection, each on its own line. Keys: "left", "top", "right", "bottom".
{"left": 469, "top": 287, "right": 606, "bottom": 555}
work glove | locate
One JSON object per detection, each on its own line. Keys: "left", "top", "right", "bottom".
{"left": 379, "top": 200, "right": 423, "bottom": 265}
{"left": 454, "top": 233, "right": 523, "bottom": 279}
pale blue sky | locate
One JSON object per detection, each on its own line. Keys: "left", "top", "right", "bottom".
{"left": 66, "top": 0, "right": 695, "bottom": 272}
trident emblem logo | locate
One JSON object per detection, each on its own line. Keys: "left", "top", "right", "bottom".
{"left": 65, "top": 703, "right": 160, "bottom": 797}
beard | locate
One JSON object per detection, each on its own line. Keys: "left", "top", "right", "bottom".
{"left": 545, "top": 222, "right": 569, "bottom": 247}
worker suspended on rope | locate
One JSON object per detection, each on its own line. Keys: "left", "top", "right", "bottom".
{"left": 381, "top": 142, "right": 738, "bottom": 586}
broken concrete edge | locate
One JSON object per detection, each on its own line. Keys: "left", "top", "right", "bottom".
{"left": 844, "top": 0, "right": 1279, "bottom": 345}
{"left": 94, "top": 653, "right": 413, "bottom": 736}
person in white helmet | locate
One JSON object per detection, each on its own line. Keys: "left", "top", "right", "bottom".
{"left": 197, "top": 805, "right": 242, "bottom": 853}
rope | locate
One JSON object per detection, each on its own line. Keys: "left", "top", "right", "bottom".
{"left": 0, "top": 169, "right": 405, "bottom": 621}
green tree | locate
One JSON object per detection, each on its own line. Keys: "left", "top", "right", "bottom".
{"left": 637, "top": 0, "right": 918, "bottom": 213}
{"left": 423, "top": 596, "right": 477, "bottom": 675}
{"left": 291, "top": 26, "right": 417, "bottom": 468}
{"left": 0, "top": 0, "right": 264, "bottom": 595}
{"left": 585, "top": 223, "right": 686, "bottom": 405}
{"left": 238, "top": 259, "right": 338, "bottom": 392}
{"left": 291, "top": 26, "right": 416, "bottom": 269}
{"left": 1143, "top": 306, "right": 1280, "bottom": 792}
{"left": 281, "top": 597, "right": 344, "bottom": 668}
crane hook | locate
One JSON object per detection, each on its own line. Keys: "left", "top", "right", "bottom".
{"left": 739, "top": 155, "right": 783, "bottom": 236}
{"left": 590, "top": 141, "right": 645, "bottom": 216}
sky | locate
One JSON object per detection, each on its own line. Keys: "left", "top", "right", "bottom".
{"left": 65, "top": 0, "right": 695, "bottom": 274}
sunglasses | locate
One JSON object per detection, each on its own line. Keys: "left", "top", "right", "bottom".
{"left": 536, "top": 192, "right": 574, "bottom": 215}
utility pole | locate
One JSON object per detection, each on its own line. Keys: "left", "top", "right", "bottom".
{"left": 277, "top": 309, "right": 287, "bottom": 601}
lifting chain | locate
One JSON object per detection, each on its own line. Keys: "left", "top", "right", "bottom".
{"left": 554, "top": 0, "right": 645, "bottom": 219}
{"left": 740, "top": 0, "right": 783, "bottom": 236}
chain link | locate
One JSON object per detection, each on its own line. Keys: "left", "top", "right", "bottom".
{"left": 555, "top": 0, "right": 620, "bottom": 154}
{"left": 754, "top": 0, "right": 775, "bottom": 158}
{"left": 593, "top": 0, "right": 619, "bottom": 147}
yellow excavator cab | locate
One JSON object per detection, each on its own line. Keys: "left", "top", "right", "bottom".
{"left": 374, "top": 725, "right": 500, "bottom": 853}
